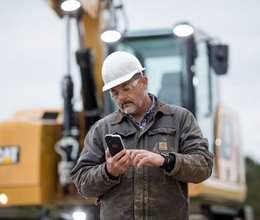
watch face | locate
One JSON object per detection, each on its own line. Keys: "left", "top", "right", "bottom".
{"left": 161, "top": 152, "right": 169, "bottom": 157}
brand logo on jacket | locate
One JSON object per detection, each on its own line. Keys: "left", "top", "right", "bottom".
{"left": 159, "top": 142, "right": 168, "bottom": 151}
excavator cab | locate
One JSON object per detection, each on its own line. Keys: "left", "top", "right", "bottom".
{"left": 117, "top": 31, "right": 191, "bottom": 109}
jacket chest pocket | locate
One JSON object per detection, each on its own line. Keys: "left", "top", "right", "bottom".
{"left": 147, "top": 127, "right": 178, "bottom": 153}
{"left": 113, "top": 130, "right": 136, "bottom": 150}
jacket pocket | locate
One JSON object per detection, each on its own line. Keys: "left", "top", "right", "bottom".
{"left": 147, "top": 127, "right": 178, "bottom": 153}
{"left": 176, "top": 180, "right": 188, "bottom": 201}
{"left": 115, "top": 130, "right": 136, "bottom": 137}
{"left": 113, "top": 130, "right": 136, "bottom": 150}
{"left": 148, "top": 127, "right": 176, "bottom": 136}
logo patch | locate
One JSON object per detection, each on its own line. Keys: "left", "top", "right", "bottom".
{"left": 159, "top": 142, "right": 168, "bottom": 151}
{"left": 0, "top": 145, "right": 20, "bottom": 165}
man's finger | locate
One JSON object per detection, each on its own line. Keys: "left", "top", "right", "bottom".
{"left": 105, "top": 148, "right": 111, "bottom": 159}
{"left": 113, "top": 149, "right": 127, "bottom": 160}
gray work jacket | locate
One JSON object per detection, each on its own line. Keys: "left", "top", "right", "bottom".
{"left": 71, "top": 98, "right": 213, "bottom": 220}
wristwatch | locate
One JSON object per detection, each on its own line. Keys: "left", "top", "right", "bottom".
{"left": 160, "top": 152, "right": 176, "bottom": 173}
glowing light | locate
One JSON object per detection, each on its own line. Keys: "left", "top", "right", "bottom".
{"left": 61, "top": 0, "right": 81, "bottom": 12}
{"left": 173, "top": 24, "right": 194, "bottom": 37}
{"left": 0, "top": 193, "right": 8, "bottom": 205}
{"left": 101, "top": 30, "right": 121, "bottom": 43}
{"left": 72, "top": 211, "right": 87, "bottom": 220}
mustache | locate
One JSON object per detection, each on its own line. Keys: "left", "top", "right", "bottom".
{"left": 121, "top": 99, "right": 133, "bottom": 106}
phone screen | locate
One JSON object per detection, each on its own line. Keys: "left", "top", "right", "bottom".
{"left": 105, "top": 134, "right": 125, "bottom": 156}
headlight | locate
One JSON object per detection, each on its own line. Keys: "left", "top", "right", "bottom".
{"left": 72, "top": 211, "right": 87, "bottom": 220}
{"left": 0, "top": 193, "right": 8, "bottom": 205}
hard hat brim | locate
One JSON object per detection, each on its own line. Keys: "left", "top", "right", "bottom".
{"left": 102, "top": 68, "right": 145, "bottom": 92}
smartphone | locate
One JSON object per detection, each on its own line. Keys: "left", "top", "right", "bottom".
{"left": 105, "top": 134, "right": 125, "bottom": 156}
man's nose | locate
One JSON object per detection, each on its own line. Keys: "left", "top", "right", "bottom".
{"left": 117, "top": 89, "right": 127, "bottom": 99}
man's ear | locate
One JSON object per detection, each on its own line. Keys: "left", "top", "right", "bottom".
{"left": 141, "top": 76, "right": 148, "bottom": 90}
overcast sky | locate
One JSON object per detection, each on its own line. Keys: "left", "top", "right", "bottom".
{"left": 0, "top": 0, "right": 260, "bottom": 162}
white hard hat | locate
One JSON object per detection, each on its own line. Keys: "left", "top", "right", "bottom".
{"left": 102, "top": 51, "right": 145, "bottom": 91}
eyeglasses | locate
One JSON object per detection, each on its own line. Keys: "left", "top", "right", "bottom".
{"left": 110, "top": 77, "right": 141, "bottom": 99}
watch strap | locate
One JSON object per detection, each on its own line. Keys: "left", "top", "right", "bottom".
{"left": 160, "top": 153, "right": 176, "bottom": 172}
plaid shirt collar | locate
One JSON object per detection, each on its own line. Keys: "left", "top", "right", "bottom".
{"left": 128, "top": 94, "right": 156, "bottom": 129}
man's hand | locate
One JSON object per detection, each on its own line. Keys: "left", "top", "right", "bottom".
{"left": 130, "top": 149, "right": 164, "bottom": 168}
{"left": 105, "top": 148, "right": 131, "bottom": 177}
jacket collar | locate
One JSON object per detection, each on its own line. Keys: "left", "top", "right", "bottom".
{"left": 110, "top": 94, "right": 174, "bottom": 125}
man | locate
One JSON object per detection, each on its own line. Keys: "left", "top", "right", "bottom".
{"left": 71, "top": 51, "right": 213, "bottom": 220}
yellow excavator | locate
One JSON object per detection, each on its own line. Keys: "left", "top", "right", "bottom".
{"left": 0, "top": 0, "right": 253, "bottom": 219}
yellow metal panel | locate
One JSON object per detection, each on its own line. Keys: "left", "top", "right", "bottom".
{"left": 40, "top": 123, "right": 62, "bottom": 203}
{"left": 0, "top": 121, "right": 41, "bottom": 186}
{"left": 0, "top": 110, "right": 62, "bottom": 206}
{"left": 0, "top": 187, "right": 42, "bottom": 206}
{"left": 189, "top": 183, "right": 203, "bottom": 197}
{"left": 189, "top": 178, "right": 246, "bottom": 204}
